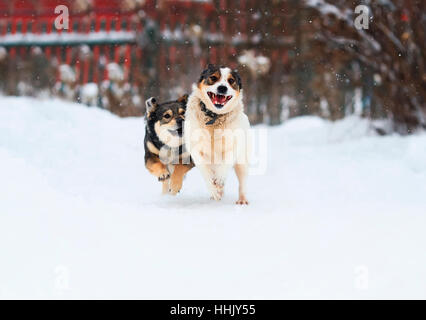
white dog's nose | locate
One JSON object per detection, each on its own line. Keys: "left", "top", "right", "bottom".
{"left": 217, "top": 85, "right": 228, "bottom": 94}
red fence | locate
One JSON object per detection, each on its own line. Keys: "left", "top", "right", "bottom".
{"left": 0, "top": 0, "right": 292, "bottom": 121}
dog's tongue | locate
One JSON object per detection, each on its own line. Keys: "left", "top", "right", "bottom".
{"left": 214, "top": 94, "right": 227, "bottom": 105}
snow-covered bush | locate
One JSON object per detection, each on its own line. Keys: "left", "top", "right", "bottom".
{"left": 238, "top": 50, "right": 271, "bottom": 77}
{"left": 55, "top": 64, "right": 79, "bottom": 102}
{"left": 107, "top": 63, "right": 124, "bottom": 82}
{"left": 81, "top": 83, "right": 99, "bottom": 106}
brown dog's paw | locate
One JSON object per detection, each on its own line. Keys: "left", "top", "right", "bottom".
{"left": 169, "top": 177, "right": 182, "bottom": 195}
{"left": 158, "top": 172, "right": 170, "bottom": 181}
{"left": 146, "top": 159, "right": 170, "bottom": 182}
{"left": 169, "top": 188, "right": 180, "bottom": 195}
{"left": 168, "top": 164, "right": 192, "bottom": 196}
{"left": 169, "top": 182, "right": 182, "bottom": 195}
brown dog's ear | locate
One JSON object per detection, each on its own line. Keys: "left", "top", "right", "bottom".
{"left": 145, "top": 97, "right": 158, "bottom": 116}
{"left": 177, "top": 94, "right": 189, "bottom": 105}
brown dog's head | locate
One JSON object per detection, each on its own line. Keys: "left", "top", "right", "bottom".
{"left": 196, "top": 64, "right": 242, "bottom": 114}
{"left": 145, "top": 94, "right": 188, "bottom": 148}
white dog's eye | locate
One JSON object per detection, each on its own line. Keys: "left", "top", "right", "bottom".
{"left": 228, "top": 78, "right": 235, "bottom": 85}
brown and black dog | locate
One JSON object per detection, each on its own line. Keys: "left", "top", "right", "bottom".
{"left": 144, "top": 95, "right": 194, "bottom": 195}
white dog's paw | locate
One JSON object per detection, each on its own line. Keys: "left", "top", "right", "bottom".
{"left": 210, "top": 191, "right": 223, "bottom": 201}
{"left": 210, "top": 178, "right": 224, "bottom": 201}
{"left": 212, "top": 178, "right": 224, "bottom": 188}
{"left": 236, "top": 195, "right": 249, "bottom": 205}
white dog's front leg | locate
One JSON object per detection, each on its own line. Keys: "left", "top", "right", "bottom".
{"left": 209, "top": 164, "right": 232, "bottom": 201}
{"left": 195, "top": 163, "right": 224, "bottom": 201}
{"left": 234, "top": 163, "right": 249, "bottom": 205}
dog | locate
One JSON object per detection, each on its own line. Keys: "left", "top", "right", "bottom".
{"left": 184, "top": 64, "right": 251, "bottom": 205}
{"left": 144, "top": 94, "right": 194, "bottom": 195}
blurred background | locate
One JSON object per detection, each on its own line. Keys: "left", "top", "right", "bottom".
{"left": 0, "top": 0, "right": 424, "bottom": 133}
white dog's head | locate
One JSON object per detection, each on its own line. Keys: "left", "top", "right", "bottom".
{"left": 194, "top": 64, "right": 242, "bottom": 115}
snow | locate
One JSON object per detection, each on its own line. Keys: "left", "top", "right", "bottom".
{"left": 81, "top": 83, "right": 99, "bottom": 106}
{"left": 0, "top": 31, "right": 136, "bottom": 46}
{"left": 306, "top": 0, "right": 347, "bottom": 19}
{"left": 106, "top": 63, "right": 124, "bottom": 82}
{"left": 58, "top": 64, "right": 76, "bottom": 83}
{"left": 1, "top": 96, "right": 426, "bottom": 299}
{"left": 238, "top": 50, "right": 271, "bottom": 76}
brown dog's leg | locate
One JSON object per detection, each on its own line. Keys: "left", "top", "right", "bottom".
{"left": 169, "top": 164, "right": 193, "bottom": 195}
{"left": 162, "top": 180, "right": 169, "bottom": 194}
{"left": 146, "top": 158, "right": 170, "bottom": 181}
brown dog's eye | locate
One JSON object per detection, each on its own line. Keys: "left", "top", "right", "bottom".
{"left": 164, "top": 114, "right": 171, "bottom": 119}
{"left": 210, "top": 76, "right": 218, "bottom": 82}
{"left": 228, "top": 78, "right": 235, "bottom": 85}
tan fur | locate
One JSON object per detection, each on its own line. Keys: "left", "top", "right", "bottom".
{"left": 162, "top": 180, "right": 169, "bottom": 194}
{"left": 169, "top": 164, "right": 193, "bottom": 195}
{"left": 146, "top": 157, "right": 169, "bottom": 180}
{"left": 227, "top": 73, "right": 240, "bottom": 91}
{"left": 198, "top": 71, "right": 221, "bottom": 89}
{"left": 177, "top": 94, "right": 189, "bottom": 103}
{"left": 234, "top": 164, "right": 249, "bottom": 205}
{"left": 147, "top": 141, "right": 160, "bottom": 155}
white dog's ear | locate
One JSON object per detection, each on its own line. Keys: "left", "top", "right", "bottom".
{"left": 145, "top": 97, "right": 158, "bottom": 116}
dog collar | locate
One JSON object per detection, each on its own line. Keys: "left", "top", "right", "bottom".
{"left": 200, "top": 101, "right": 224, "bottom": 125}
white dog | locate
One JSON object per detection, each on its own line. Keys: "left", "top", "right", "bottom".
{"left": 184, "top": 64, "right": 251, "bottom": 205}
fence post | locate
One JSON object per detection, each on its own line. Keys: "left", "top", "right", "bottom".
{"left": 93, "top": 45, "right": 100, "bottom": 83}
{"left": 124, "top": 44, "right": 131, "bottom": 82}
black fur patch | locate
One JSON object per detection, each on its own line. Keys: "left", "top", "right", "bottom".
{"left": 231, "top": 70, "right": 242, "bottom": 89}
{"left": 199, "top": 64, "right": 222, "bottom": 84}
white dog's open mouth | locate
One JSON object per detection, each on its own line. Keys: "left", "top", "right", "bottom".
{"left": 207, "top": 92, "right": 232, "bottom": 109}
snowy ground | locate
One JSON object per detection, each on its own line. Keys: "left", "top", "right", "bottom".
{"left": 1, "top": 96, "right": 425, "bottom": 299}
